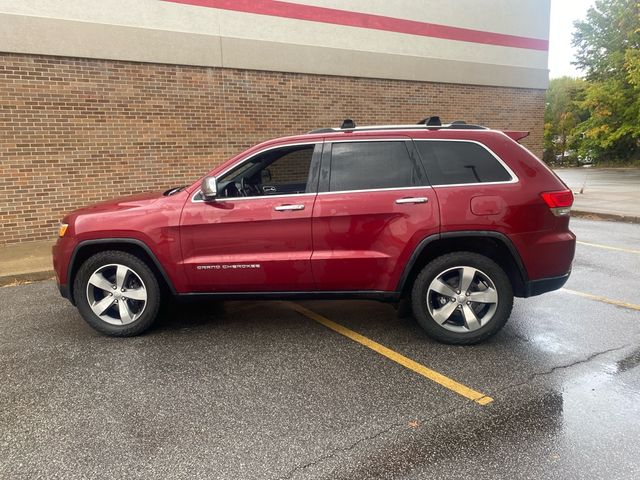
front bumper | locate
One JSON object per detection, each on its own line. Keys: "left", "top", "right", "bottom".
{"left": 52, "top": 236, "right": 76, "bottom": 304}
{"left": 523, "top": 271, "right": 570, "bottom": 298}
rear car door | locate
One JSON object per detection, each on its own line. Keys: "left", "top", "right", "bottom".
{"left": 180, "top": 142, "right": 321, "bottom": 292}
{"left": 413, "top": 138, "right": 519, "bottom": 232}
{"left": 311, "top": 138, "right": 440, "bottom": 292}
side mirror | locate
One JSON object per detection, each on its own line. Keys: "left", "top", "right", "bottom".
{"left": 201, "top": 176, "right": 218, "bottom": 201}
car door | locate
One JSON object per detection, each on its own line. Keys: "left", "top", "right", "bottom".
{"left": 311, "top": 138, "right": 440, "bottom": 292}
{"left": 180, "top": 142, "right": 321, "bottom": 292}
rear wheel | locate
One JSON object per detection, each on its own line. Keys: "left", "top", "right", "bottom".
{"left": 411, "top": 252, "right": 513, "bottom": 345}
{"left": 74, "top": 251, "right": 161, "bottom": 336}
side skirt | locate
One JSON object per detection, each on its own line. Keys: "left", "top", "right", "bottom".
{"left": 175, "top": 291, "right": 401, "bottom": 302}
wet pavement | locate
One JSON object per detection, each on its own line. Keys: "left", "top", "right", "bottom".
{"left": 1, "top": 218, "right": 639, "bottom": 479}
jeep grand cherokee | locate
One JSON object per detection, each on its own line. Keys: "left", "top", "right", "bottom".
{"left": 52, "top": 117, "right": 575, "bottom": 344}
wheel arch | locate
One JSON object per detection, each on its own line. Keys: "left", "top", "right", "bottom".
{"left": 67, "top": 239, "right": 176, "bottom": 305}
{"left": 397, "top": 231, "right": 529, "bottom": 298}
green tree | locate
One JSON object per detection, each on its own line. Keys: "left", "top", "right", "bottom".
{"left": 544, "top": 77, "right": 585, "bottom": 165}
{"left": 572, "top": 0, "right": 640, "bottom": 162}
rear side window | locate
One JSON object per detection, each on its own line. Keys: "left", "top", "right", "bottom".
{"left": 329, "top": 141, "right": 425, "bottom": 192}
{"left": 415, "top": 141, "right": 512, "bottom": 185}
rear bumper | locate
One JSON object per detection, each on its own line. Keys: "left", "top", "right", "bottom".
{"left": 509, "top": 230, "right": 575, "bottom": 281}
{"left": 523, "top": 272, "right": 570, "bottom": 298}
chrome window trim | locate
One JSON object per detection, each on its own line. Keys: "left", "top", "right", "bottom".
{"left": 192, "top": 191, "right": 316, "bottom": 203}
{"left": 191, "top": 141, "right": 319, "bottom": 203}
{"left": 191, "top": 137, "right": 518, "bottom": 202}
{"left": 413, "top": 139, "right": 519, "bottom": 187}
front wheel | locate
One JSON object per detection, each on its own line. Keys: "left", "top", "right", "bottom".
{"left": 73, "top": 251, "right": 161, "bottom": 336}
{"left": 411, "top": 252, "right": 513, "bottom": 345}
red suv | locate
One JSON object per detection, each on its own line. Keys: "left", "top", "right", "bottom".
{"left": 52, "top": 118, "right": 575, "bottom": 344}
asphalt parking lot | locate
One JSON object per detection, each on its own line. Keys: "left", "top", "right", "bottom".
{"left": 1, "top": 218, "right": 639, "bottom": 479}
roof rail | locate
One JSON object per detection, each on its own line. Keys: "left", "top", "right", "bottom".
{"left": 307, "top": 128, "right": 335, "bottom": 134}
{"left": 306, "top": 117, "right": 488, "bottom": 134}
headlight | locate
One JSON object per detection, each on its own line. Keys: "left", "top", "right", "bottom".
{"left": 59, "top": 223, "right": 69, "bottom": 238}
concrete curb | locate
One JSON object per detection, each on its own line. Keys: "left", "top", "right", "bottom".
{"left": 0, "top": 270, "right": 55, "bottom": 287}
{"left": 572, "top": 210, "right": 640, "bottom": 224}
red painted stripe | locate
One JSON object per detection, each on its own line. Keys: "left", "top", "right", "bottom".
{"left": 163, "top": 0, "right": 548, "bottom": 51}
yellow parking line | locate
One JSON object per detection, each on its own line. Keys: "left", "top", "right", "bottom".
{"left": 576, "top": 240, "right": 640, "bottom": 255}
{"left": 284, "top": 301, "right": 494, "bottom": 405}
{"left": 561, "top": 288, "right": 640, "bottom": 311}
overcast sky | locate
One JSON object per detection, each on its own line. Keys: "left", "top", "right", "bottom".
{"left": 548, "top": 0, "right": 596, "bottom": 78}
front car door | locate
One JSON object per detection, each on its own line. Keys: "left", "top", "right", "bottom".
{"left": 180, "top": 142, "right": 321, "bottom": 292}
{"left": 311, "top": 137, "right": 440, "bottom": 292}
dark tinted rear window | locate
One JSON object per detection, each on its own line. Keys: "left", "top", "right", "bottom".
{"left": 415, "top": 141, "right": 512, "bottom": 185}
{"left": 329, "top": 141, "right": 425, "bottom": 191}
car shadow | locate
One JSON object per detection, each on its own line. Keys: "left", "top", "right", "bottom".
{"left": 151, "top": 298, "right": 298, "bottom": 333}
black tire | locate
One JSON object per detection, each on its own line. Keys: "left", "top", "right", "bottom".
{"left": 411, "top": 252, "right": 513, "bottom": 345}
{"left": 73, "top": 250, "right": 161, "bottom": 336}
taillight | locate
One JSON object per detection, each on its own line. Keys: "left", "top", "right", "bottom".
{"left": 541, "top": 190, "right": 574, "bottom": 216}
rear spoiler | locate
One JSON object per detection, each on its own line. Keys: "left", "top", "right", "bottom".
{"left": 503, "top": 130, "right": 530, "bottom": 142}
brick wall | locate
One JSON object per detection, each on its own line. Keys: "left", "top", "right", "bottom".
{"left": 0, "top": 53, "right": 545, "bottom": 246}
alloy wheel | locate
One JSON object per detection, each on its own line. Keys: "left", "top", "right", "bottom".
{"left": 426, "top": 266, "right": 499, "bottom": 333}
{"left": 85, "top": 263, "right": 148, "bottom": 325}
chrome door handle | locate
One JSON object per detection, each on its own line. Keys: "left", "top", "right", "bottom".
{"left": 274, "top": 204, "right": 305, "bottom": 211}
{"left": 395, "top": 197, "right": 429, "bottom": 204}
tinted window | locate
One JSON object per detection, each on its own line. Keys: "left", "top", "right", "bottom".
{"left": 329, "top": 142, "right": 424, "bottom": 192}
{"left": 416, "top": 141, "right": 512, "bottom": 185}
{"left": 216, "top": 144, "right": 316, "bottom": 198}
